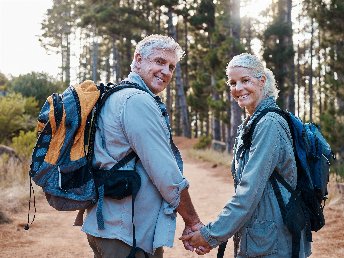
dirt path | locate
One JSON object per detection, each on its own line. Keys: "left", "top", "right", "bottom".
{"left": 0, "top": 141, "right": 343, "bottom": 257}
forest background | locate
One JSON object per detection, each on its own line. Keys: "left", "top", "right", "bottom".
{"left": 0, "top": 0, "right": 343, "bottom": 194}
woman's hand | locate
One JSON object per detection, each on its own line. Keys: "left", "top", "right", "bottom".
{"left": 179, "top": 230, "right": 212, "bottom": 255}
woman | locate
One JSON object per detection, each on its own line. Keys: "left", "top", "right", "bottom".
{"left": 181, "top": 53, "right": 311, "bottom": 257}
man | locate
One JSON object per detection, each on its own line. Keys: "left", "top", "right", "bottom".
{"left": 82, "top": 34, "right": 201, "bottom": 258}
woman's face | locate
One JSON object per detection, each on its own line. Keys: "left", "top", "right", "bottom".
{"left": 227, "top": 67, "right": 266, "bottom": 116}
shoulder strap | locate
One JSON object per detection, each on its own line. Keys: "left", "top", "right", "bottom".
{"left": 86, "top": 81, "right": 147, "bottom": 162}
{"left": 52, "top": 93, "right": 63, "bottom": 128}
{"left": 242, "top": 107, "right": 287, "bottom": 150}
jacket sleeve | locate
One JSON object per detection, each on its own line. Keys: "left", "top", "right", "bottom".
{"left": 201, "top": 115, "right": 285, "bottom": 247}
{"left": 121, "top": 92, "right": 189, "bottom": 213}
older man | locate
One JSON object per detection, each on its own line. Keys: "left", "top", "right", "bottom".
{"left": 82, "top": 35, "right": 201, "bottom": 258}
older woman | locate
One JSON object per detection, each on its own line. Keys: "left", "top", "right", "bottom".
{"left": 181, "top": 53, "right": 311, "bottom": 257}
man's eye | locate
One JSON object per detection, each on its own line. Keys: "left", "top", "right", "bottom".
{"left": 156, "top": 59, "right": 163, "bottom": 65}
{"left": 169, "top": 65, "right": 175, "bottom": 72}
{"left": 243, "top": 79, "right": 249, "bottom": 83}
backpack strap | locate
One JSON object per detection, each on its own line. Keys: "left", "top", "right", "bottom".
{"left": 270, "top": 170, "right": 301, "bottom": 258}
{"left": 90, "top": 81, "right": 151, "bottom": 254}
{"left": 52, "top": 93, "right": 63, "bottom": 128}
{"left": 241, "top": 108, "right": 286, "bottom": 151}
{"left": 233, "top": 108, "right": 303, "bottom": 258}
{"left": 217, "top": 241, "right": 228, "bottom": 258}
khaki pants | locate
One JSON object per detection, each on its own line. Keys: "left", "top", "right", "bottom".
{"left": 87, "top": 234, "right": 164, "bottom": 258}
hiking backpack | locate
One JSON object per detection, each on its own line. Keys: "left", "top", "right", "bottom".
{"left": 218, "top": 107, "right": 335, "bottom": 258}
{"left": 241, "top": 108, "right": 334, "bottom": 257}
{"left": 27, "top": 80, "right": 156, "bottom": 258}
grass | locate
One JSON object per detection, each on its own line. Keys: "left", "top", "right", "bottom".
{"left": 187, "top": 147, "right": 343, "bottom": 184}
{"left": 0, "top": 154, "right": 29, "bottom": 224}
{"left": 0, "top": 154, "right": 28, "bottom": 189}
{"left": 187, "top": 148, "right": 232, "bottom": 168}
{"left": 331, "top": 161, "right": 344, "bottom": 183}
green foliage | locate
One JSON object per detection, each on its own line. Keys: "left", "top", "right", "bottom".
{"left": 189, "top": 0, "right": 215, "bottom": 32}
{"left": 11, "top": 130, "right": 36, "bottom": 160}
{"left": 332, "top": 162, "right": 344, "bottom": 182}
{"left": 7, "top": 72, "right": 63, "bottom": 107}
{"left": 0, "top": 93, "right": 37, "bottom": 144}
{"left": 188, "top": 147, "right": 231, "bottom": 168}
{"left": 193, "top": 135, "right": 212, "bottom": 150}
{"left": 0, "top": 72, "right": 8, "bottom": 89}
{"left": 319, "top": 111, "right": 344, "bottom": 159}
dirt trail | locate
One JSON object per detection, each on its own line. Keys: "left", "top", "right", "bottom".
{"left": 0, "top": 139, "right": 343, "bottom": 257}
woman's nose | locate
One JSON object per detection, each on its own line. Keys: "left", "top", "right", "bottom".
{"left": 234, "top": 81, "right": 243, "bottom": 90}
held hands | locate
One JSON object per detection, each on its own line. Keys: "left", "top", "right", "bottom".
{"left": 180, "top": 222, "right": 212, "bottom": 255}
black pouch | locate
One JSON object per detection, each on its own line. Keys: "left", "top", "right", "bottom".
{"left": 93, "top": 169, "right": 141, "bottom": 200}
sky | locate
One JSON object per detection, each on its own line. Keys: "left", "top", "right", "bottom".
{"left": 0, "top": 0, "right": 270, "bottom": 80}
{"left": 0, "top": 0, "right": 60, "bottom": 78}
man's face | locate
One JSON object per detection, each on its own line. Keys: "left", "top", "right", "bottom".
{"left": 135, "top": 49, "right": 177, "bottom": 94}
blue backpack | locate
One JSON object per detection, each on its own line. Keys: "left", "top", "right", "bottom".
{"left": 241, "top": 108, "right": 335, "bottom": 257}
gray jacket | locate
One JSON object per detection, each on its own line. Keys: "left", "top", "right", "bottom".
{"left": 200, "top": 97, "right": 311, "bottom": 257}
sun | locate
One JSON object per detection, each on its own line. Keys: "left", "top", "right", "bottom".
{"left": 240, "top": 0, "right": 272, "bottom": 18}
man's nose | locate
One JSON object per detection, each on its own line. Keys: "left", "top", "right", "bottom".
{"left": 161, "top": 65, "right": 171, "bottom": 75}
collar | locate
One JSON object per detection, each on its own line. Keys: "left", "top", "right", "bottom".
{"left": 242, "top": 96, "right": 279, "bottom": 133}
{"left": 124, "top": 72, "right": 156, "bottom": 98}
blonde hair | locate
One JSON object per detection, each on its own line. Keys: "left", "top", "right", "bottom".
{"left": 226, "top": 53, "right": 279, "bottom": 99}
{"left": 130, "top": 34, "right": 184, "bottom": 70}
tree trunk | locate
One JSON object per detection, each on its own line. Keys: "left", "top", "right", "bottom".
{"left": 228, "top": 0, "right": 242, "bottom": 152}
{"left": 286, "top": 0, "right": 295, "bottom": 113}
{"left": 112, "top": 36, "right": 121, "bottom": 82}
{"left": 65, "top": 33, "right": 71, "bottom": 86}
{"left": 318, "top": 29, "right": 322, "bottom": 116}
{"left": 92, "top": 39, "right": 98, "bottom": 83}
{"left": 167, "top": 7, "right": 191, "bottom": 138}
{"left": 212, "top": 75, "right": 221, "bottom": 141}
{"left": 309, "top": 17, "right": 314, "bottom": 122}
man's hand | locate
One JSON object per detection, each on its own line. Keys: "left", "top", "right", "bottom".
{"left": 179, "top": 229, "right": 212, "bottom": 255}
{"left": 181, "top": 225, "right": 194, "bottom": 251}
{"left": 181, "top": 221, "right": 204, "bottom": 251}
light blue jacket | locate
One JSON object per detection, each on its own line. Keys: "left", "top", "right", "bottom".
{"left": 82, "top": 72, "right": 188, "bottom": 254}
{"left": 200, "top": 97, "right": 312, "bottom": 257}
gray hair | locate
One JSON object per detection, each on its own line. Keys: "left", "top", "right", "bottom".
{"left": 226, "top": 53, "right": 279, "bottom": 99}
{"left": 130, "top": 34, "right": 184, "bottom": 71}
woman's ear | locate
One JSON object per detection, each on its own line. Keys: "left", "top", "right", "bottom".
{"left": 259, "top": 75, "right": 266, "bottom": 88}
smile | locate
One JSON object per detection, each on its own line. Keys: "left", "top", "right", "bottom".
{"left": 155, "top": 76, "right": 165, "bottom": 83}
{"left": 238, "top": 94, "right": 249, "bottom": 100}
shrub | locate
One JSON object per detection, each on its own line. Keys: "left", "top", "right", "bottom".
{"left": 0, "top": 153, "right": 25, "bottom": 188}
{"left": 332, "top": 161, "right": 344, "bottom": 183}
{"left": 11, "top": 130, "right": 36, "bottom": 160}
{"left": 193, "top": 135, "right": 212, "bottom": 150}
{"left": 0, "top": 93, "right": 38, "bottom": 143}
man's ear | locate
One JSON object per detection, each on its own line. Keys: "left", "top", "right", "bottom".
{"left": 133, "top": 53, "right": 142, "bottom": 71}
{"left": 135, "top": 53, "right": 142, "bottom": 64}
